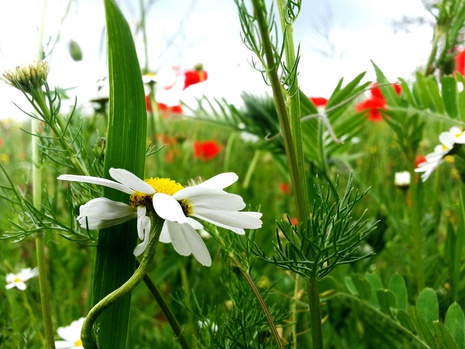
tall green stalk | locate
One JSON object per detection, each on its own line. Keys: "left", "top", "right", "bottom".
{"left": 33, "top": 0, "right": 56, "bottom": 346}
{"left": 249, "top": 1, "right": 323, "bottom": 348}
{"left": 250, "top": 0, "right": 309, "bottom": 223}
{"left": 89, "top": 0, "right": 148, "bottom": 347}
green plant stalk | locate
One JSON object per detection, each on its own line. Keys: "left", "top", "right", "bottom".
{"left": 32, "top": 0, "right": 56, "bottom": 347}
{"left": 289, "top": 273, "right": 299, "bottom": 346}
{"left": 409, "top": 170, "right": 425, "bottom": 293}
{"left": 34, "top": 88, "right": 88, "bottom": 176}
{"left": 142, "top": 273, "right": 190, "bottom": 349}
{"left": 228, "top": 252, "right": 285, "bottom": 349}
{"left": 275, "top": 0, "right": 307, "bottom": 210}
{"left": 242, "top": 149, "right": 260, "bottom": 189}
{"left": 251, "top": 1, "right": 316, "bottom": 347}
{"left": 81, "top": 215, "right": 164, "bottom": 349}
{"left": 423, "top": 28, "right": 442, "bottom": 75}
{"left": 453, "top": 184, "right": 465, "bottom": 301}
{"left": 250, "top": 0, "right": 309, "bottom": 224}
{"left": 307, "top": 277, "right": 323, "bottom": 349}
{"left": 31, "top": 92, "right": 56, "bottom": 349}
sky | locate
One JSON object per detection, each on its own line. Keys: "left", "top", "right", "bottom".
{"left": 0, "top": 0, "right": 433, "bottom": 120}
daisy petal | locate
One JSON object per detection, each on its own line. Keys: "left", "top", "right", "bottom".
{"left": 175, "top": 188, "right": 245, "bottom": 210}
{"left": 54, "top": 341, "right": 75, "bottom": 349}
{"left": 77, "top": 198, "right": 137, "bottom": 229}
{"left": 179, "top": 224, "right": 212, "bottom": 266}
{"left": 160, "top": 222, "right": 171, "bottom": 243}
{"left": 58, "top": 174, "right": 134, "bottom": 195}
{"left": 193, "top": 209, "right": 262, "bottom": 233}
{"left": 137, "top": 206, "right": 147, "bottom": 239}
{"left": 153, "top": 193, "right": 188, "bottom": 223}
{"left": 196, "top": 172, "right": 238, "bottom": 189}
{"left": 109, "top": 168, "right": 155, "bottom": 195}
{"left": 134, "top": 216, "right": 151, "bottom": 256}
{"left": 166, "top": 221, "right": 191, "bottom": 256}
{"left": 187, "top": 217, "right": 203, "bottom": 230}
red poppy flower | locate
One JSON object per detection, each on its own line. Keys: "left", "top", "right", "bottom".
{"left": 184, "top": 64, "right": 208, "bottom": 90}
{"left": 371, "top": 83, "right": 401, "bottom": 99}
{"left": 193, "top": 140, "right": 222, "bottom": 161}
{"left": 145, "top": 95, "right": 152, "bottom": 112}
{"left": 455, "top": 50, "right": 465, "bottom": 76}
{"left": 279, "top": 183, "right": 291, "bottom": 194}
{"left": 356, "top": 97, "right": 386, "bottom": 122}
{"left": 309, "top": 97, "right": 328, "bottom": 107}
{"left": 170, "top": 105, "right": 183, "bottom": 114}
{"left": 157, "top": 103, "right": 183, "bottom": 115}
{"left": 356, "top": 83, "right": 401, "bottom": 122}
{"left": 414, "top": 155, "right": 427, "bottom": 169}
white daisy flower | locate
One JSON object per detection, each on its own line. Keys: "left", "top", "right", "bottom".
{"left": 394, "top": 171, "right": 410, "bottom": 188}
{"left": 153, "top": 172, "right": 263, "bottom": 267}
{"left": 5, "top": 267, "right": 38, "bottom": 291}
{"left": 58, "top": 168, "right": 155, "bottom": 256}
{"left": 415, "top": 126, "right": 465, "bottom": 181}
{"left": 58, "top": 169, "right": 262, "bottom": 264}
{"left": 55, "top": 317, "right": 85, "bottom": 349}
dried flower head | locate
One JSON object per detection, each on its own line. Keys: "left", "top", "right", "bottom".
{"left": 3, "top": 61, "right": 49, "bottom": 93}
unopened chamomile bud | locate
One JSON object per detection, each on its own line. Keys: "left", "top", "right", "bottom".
{"left": 3, "top": 61, "right": 49, "bottom": 94}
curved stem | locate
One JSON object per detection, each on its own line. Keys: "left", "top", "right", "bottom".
{"left": 81, "top": 215, "right": 163, "bottom": 348}
{"left": 227, "top": 251, "right": 285, "bottom": 349}
{"left": 142, "top": 273, "right": 190, "bottom": 349}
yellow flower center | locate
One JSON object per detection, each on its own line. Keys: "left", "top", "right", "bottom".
{"left": 14, "top": 277, "right": 22, "bottom": 283}
{"left": 129, "top": 178, "right": 184, "bottom": 207}
{"left": 75, "top": 339, "right": 83, "bottom": 346}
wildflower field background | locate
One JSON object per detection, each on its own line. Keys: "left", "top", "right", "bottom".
{"left": 3, "top": 0, "right": 465, "bottom": 348}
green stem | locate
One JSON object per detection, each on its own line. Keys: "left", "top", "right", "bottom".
{"left": 226, "top": 250, "right": 284, "bottom": 349}
{"left": 307, "top": 276, "right": 323, "bottom": 349}
{"left": 409, "top": 169, "right": 424, "bottom": 292}
{"left": 33, "top": 88, "right": 88, "bottom": 176}
{"left": 31, "top": 97, "right": 56, "bottom": 349}
{"left": 81, "top": 215, "right": 163, "bottom": 349}
{"left": 452, "top": 184, "right": 465, "bottom": 301}
{"left": 142, "top": 274, "right": 190, "bottom": 349}
{"left": 20, "top": 287, "right": 46, "bottom": 345}
{"left": 275, "top": 0, "right": 307, "bottom": 210}
{"left": 250, "top": 0, "right": 309, "bottom": 224}
{"left": 35, "top": 232, "right": 56, "bottom": 347}
{"left": 423, "top": 28, "right": 441, "bottom": 76}
{"left": 289, "top": 274, "right": 299, "bottom": 349}
{"left": 242, "top": 150, "right": 260, "bottom": 189}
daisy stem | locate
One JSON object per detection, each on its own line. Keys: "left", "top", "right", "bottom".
{"left": 142, "top": 271, "right": 190, "bottom": 349}
{"left": 81, "top": 214, "right": 164, "bottom": 349}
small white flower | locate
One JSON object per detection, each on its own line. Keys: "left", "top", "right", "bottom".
{"left": 198, "top": 319, "right": 218, "bottom": 332}
{"left": 154, "top": 172, "right": 263, "bottom": 267}
{"left": 5, "top": 267, "right": 38, "bottom": 291}
{"left": 394, "top": 171, "right": 411, "bottom": 188}
{"left": 55, "top": 317, "right": 85, "bottom": 349}
{"left": 58, "top": 168, "right": 155, "bottom": 256}
{"left": 415, "top": 126, "right": 465, "bottom": 181}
